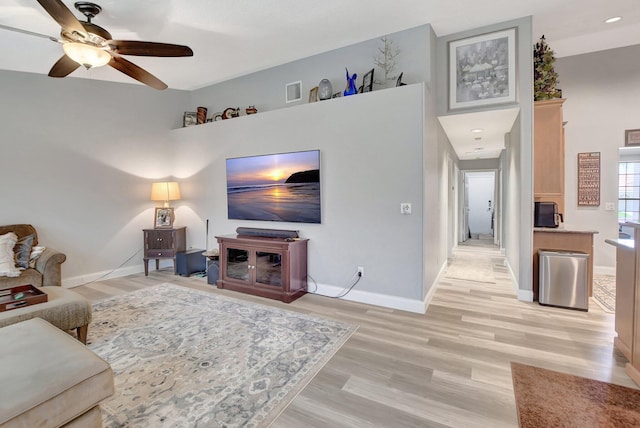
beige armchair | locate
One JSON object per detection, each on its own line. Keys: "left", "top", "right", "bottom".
{"left": 0, "top": 224, "right": 66, "bottom": 288}
{"left": 0, "top": 224, "right": 92, "bottom": 343}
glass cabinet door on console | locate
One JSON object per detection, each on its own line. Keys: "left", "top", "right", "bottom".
{"left": 225, "top": 248, "right": 250, "bottom": 283}
{"left": 216, "top": 234, "right": 307, "bottom": 303}
{"left": 254, "top": 251, "right": 283, "bottom": 288}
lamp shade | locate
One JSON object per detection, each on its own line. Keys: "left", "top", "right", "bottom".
{"left": 151, "top": 182, "right": 181, "bottom": 205}
{"left": 62, "top": 42, "right": 111, "bottom": 68}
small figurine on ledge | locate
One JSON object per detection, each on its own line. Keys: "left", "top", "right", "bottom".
{"left": 343, "top": 67, "right": 358, "bottom": 96}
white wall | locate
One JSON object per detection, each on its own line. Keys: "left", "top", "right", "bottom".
{"left": 172, "top": 84, "right": 427, "bottom": 311}
{"left": 0, "top": 70, "right": 190, "bottom": 283}
{"left": 0, "top": 24, "right": 446, "bottom": 313}
{"left": 555, "top": 44, "right": 640, "bottom": 273}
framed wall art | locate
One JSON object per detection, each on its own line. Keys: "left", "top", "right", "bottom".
{"left": 625, "top": 129, "right": 640, "bottom": 147}
{"left": 577, "top": 152, "right": 600, "bottom": 207}
{"left": 449, "top": 28, "right": 516, "bottom": 110}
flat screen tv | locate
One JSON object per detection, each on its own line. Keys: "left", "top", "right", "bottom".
{"left": 226, "top": 150, "right": 321, "bottom": 224}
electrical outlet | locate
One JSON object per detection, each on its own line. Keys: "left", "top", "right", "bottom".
{"left": 357, "top": 266, "right": 364, "bottom": 276}
{"left": 400, "top": 203, "right": 412, "bottom": 214}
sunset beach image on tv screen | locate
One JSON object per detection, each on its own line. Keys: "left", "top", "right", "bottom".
{"left": 226, "top": 150, "right": 321, "bottom": 223}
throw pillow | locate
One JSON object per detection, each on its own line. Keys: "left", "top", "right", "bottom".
{"left": 13, "top": 234, "right": 35, "bottom": 269}
{"left": 29, "top": 246, "right": 46, "bottom": 269}
{"left": 0, "top": 233, "right": 21, "bottom": 277}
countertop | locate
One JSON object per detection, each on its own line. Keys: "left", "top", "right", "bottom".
{"left": 605, "top": 238, "right": 634, "bottom": 250}
{"left": 533, "top": 224, "right": 599, "bottom": 234}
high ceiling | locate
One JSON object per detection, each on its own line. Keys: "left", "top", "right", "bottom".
{"left": 1, "top": 1, "right": 638, "bottom": 161}
{"left": 0, "top": 0, "right": 639, "bottom": 91}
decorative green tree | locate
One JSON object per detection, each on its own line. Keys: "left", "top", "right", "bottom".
{"left": 533, "top": 35, "right": 562, "bottom": 101}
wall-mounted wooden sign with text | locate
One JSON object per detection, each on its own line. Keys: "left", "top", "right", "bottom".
{"left": 577, "top": 152, "right": 600, "bottom": 206}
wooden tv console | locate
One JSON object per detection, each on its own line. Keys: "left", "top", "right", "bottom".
{"left": 216, "top": 234, "right": 308, "bottom": 303}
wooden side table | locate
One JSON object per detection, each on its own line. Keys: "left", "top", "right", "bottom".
{"left": 143, "top": 227, "right": 186, "bottom": 276}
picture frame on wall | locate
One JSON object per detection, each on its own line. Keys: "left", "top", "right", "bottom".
{"left": 449, "top": 28, "right": 516, "bottom": 110}
{"left": 625, "top": 129, "right": 640, "bottom": 147}
{"left": 154, "top": 207, "right": 174, "bottom": 229}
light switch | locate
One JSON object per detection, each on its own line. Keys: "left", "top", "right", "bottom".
{"left": 401, "top": 203, "right": 411, "bottom": 214}
{"left": 605, "top": 202, "right": 615, "bottom": 211}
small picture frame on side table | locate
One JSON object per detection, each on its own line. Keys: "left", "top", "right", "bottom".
{"left": 183, "top": 112, "right": 197, "bottom": 127}
{"left": 154, "top": 207, "right": 174, "bottom": 229}
{"left": 625, "top": 129, "right": 640, "bottom": 147}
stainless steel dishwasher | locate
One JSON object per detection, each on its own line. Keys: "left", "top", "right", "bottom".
{"left": 539, "top": 250, "right": 589, "bottom": 311}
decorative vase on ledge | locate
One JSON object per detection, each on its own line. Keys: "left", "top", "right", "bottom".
{"left": 318, "top": 79, "right": 333, "bottom": 101}
{"left": 197, "top": 107, "right": 207, "bottom": 124}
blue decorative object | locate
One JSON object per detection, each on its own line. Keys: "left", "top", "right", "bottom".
{"left": 343, "top": 68, "right": 358, "bottom": 96}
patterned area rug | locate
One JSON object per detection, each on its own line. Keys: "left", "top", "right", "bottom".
{"left": 88, "top": 283, "right": 356, "bottom": 427}
{"left": 593, "top": 274, "right": 616, "bottom": 313}
{"left": 445, "top": 249, "right": 496, "bottom": 283}
{"left": 511, "top": 362, "right": 640, "bottom": 427}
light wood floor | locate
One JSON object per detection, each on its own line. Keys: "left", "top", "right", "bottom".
{"left": 73, "top": 244, "right": 636, "bottom": 427}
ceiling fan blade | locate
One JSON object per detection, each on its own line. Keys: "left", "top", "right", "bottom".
{"left": 0, "top": 23, "right": 61, "bottom": 43}
{"left": 49, "top": 55, "right": 81, "bottom": 77}
{"left": 108, "top": 40, "right": 193, "bottom": 57}
{"left": 36, "top": 0, "right": 87, "bottom": 38}
{"left": 108, "top": 55, "right": 168, "bottom": 90}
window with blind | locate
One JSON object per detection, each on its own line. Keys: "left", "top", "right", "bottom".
{"left": 619, "top": 161, "right": 640, "bottom": 222}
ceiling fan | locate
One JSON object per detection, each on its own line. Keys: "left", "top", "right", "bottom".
{"left": 0, "top": 0, "right": 193, "bottom": 90}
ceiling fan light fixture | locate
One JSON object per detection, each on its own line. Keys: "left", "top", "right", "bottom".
{"left": 63, "top": 42, "right": 110, "bottom": 68}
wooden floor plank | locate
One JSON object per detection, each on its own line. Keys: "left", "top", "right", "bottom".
{"left": 71, "top": 240, "right": 637, "bottom": 427}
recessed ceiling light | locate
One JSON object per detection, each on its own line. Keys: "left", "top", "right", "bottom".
{"left": 605, "top": 16, "right": 622, "bottom": 24}
{"left": 471, "top": 128, "right": 484, "bottom": 133}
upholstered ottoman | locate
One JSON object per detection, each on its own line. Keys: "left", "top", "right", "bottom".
{"left": 0, "top": 318, "right": 114, "bottom": 427}
{"left": 0, "top": 286, "right": 92, "bottom": 343}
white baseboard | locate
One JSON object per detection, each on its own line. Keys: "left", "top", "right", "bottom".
{"left": 504, "top": 258, "right": 533, "bottom": 301}
{"left": 517, "top": 289, "right": 534, "bottom": 302}
{"left": 423, "top": 259, "right": 448, "bottom": 312}
{"left": 63, "top": 263, "right": 149, "bottom": 288}
{"left": 594, "top": 265, "right": 616, "bottom": 276}
{"left": 309, "top": 282, "right": 426, "bottom": 314}
{"left": 65, "top": 262, "right": 427, "bottom": 313}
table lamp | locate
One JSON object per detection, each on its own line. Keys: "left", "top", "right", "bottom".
{"left": 151, "top": 182, "right": 181, "bottom": 207}
{"left": 151, "top": 182, "right": 180, "bottom": 228}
